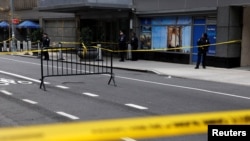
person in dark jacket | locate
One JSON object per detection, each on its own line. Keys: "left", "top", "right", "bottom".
{"left": 42, "top": 33, "right": 50, "bottom": 60}
{"left": 130, "top": 32, "right": 139, "bottom": 61}
{"left": 195, "top": 33, "right": 210, "bottom": 69}
{"left": 118, "top": 30, "right": 127, "bottom": 62}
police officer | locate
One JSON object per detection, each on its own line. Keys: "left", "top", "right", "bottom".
{"left": 130, "top": 32, "right": 138, "bottom": 61}
{"left": 42, "top": 33, "right": 50, "bottom": 60}
{"left": 195, "top": 33, "right": 210, "bottom": 69}
{"left": 118, "top": 30, "right": 127, "bottom": 62}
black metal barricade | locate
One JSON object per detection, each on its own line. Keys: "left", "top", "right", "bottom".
{"left": 39, "top": 43, "right": 115, "bottom": 90}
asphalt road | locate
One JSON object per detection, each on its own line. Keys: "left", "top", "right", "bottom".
{"left": 0, "top": 55, "right": 250, "bottom": 141}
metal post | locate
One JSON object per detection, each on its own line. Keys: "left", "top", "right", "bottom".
{"left": 37, "top": 40, "right": 41, "bottom": 58}
{"left": 96, "top": 44, "right": 103, "bottom": 61}
{"left": 58, "top": 42, "right": 64, "bottom": 60}
{"left": 10, "top": 0, "right": 16, "bottom": 52}
{"left": 127, "top": 44, "right": 132, "bottom": 60}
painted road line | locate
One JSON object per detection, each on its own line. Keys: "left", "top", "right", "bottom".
{"left": 17, "top": 80, "right": 33, "bottom": 84}
{"left": 0, "top": 70, "right": 50, "bottom": 84}
{"left": 82, "top": 92, "right": 99, "bottom": 97}
{"left": 116, "top": 76, "right": 250, "bottom": 100}
{"left": 56, "top": 111, "right": 79, "bottom": 120}
{"left": 0, "top": 90, "right": 12, "bottom": 95}
{"left": 125, "top": 104, "right": 148, "bottom": 110}
{"left": 121, "top": 137, "right": 137, "bottom": 141}
{"left": 56, "top": 85, "right": 69, "bottom": 89}
{"left": 22, "top": 99, "right": 38, "bottom": 104}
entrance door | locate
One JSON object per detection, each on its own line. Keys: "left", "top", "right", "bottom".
{"left": 192, "top": 25, "right": 205, "bottom": 63}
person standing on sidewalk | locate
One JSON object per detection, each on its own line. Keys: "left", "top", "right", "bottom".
{"left": 130, "top": 32, "right": 139, "bottom": 61}
{"left": 42, "top": 33, "right": 50, "bottom": 60}
{"left": 118, "top": 30, "right": 127, "bottom": 62}
{"left": 195, "top": 33, "right": 210, "bottom": 69}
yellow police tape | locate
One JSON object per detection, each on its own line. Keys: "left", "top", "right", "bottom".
{"left": 81, "top": 42, "right": 88, "bottom": 56}
{"left": 0, "top": 42, "right": 87, "bottom": 56}
{"left": 0, "top": 109, "right": 250, "bottom": 141}
{"left": 104, "top": 39, "right": 241, "bottom": 53}
{"left": 0, "top": 39, "right": 241, "bottom": 56}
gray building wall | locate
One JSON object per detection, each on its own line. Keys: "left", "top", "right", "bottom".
{"left": 43, "top": 19, "right": 77, "bottom": 47}
{"left": 216, "top": 6, "right": 242, "bottom": 58}
{"left": 134, "top": 0, "right": 250, "bottom": 14}
{"left": 15, "top": 11, "right": 75, "bottom": 44}
{"left": 241, "top": 7, "right": 250, "bottom": 66}
{"left": 134, "top": 0, "right": 217, "bottom": 13}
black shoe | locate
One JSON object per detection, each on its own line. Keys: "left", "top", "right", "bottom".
{"left": 195, "top": 67, "right": 199, "bottom": 69}
{"left": 119, "top": 60, "right": 124, "bottom": 62}
{"left": 203, "top": 66, "right": 206, "bottom": 69}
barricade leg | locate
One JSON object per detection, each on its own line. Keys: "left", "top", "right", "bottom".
{"left": 108, "top": 73, "right": 116, "bottom": 86}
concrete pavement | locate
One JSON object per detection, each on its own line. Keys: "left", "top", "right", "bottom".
{"left": 112, "top": 58, "right": 250, "bottom": 87}
{"left": 15, "top": 53, "right": 250, "bottom": 87}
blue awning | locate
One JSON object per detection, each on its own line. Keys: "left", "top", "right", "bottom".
{"left": 16, "top": 20, "right": 40, "bottom": 28}
{"left": 0, "top": 21, "right": 9, "bottom": 28}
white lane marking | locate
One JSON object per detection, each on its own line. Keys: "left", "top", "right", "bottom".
{"left": 22, "top": 99, "right": 38, "bottom": 104}
{"left": 82, "top": 92, "right": 99, "bottom": 97}
{"left": 0, "top": 90, "right": 12, "bottom": 95}
{"left": 56, "top": 111, "right": 79, "bottom": 120}
{"left": 116, "top": 76, "right": 250, "bottom": 100}
{"left": 56, "top": 85, "right": 69, "bottom": 89}
{"left": 0, "top": 70, "right": 50, "bottom": 84}
{"left": 121, "top": 137, "right": 137, "bottom": 141}
{"left": 125, "top": 104, "right": 148, "bottom": 110}
{"left": 0, "top": 57, "right": 40, "bottom": 65}
{"left": 17, "top": 80, "right": 33, "bottom": 84}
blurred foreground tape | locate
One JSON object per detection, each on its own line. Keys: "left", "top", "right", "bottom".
{"left": 0, "top": 109, "right": 250, "bottom": 141}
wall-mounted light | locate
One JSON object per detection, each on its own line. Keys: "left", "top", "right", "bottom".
{"left": 130, "top": 19, "right": 133, "bottom": 29}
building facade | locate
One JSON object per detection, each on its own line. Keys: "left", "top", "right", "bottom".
{"left": 133, "top": 0, "right": 248, "bottom": 68}
{"left": 1, "top": 0, "right": 250, "bottom": 68}
{"left": 0, "top": 0, "right": 75, "bottom": 45}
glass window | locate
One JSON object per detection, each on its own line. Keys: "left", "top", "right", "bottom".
{"left": 140, "top": 16, "right": 192, "bottom": 53}
{"left": 152, "top": 17, "right": 176, "bottom": 25}
{"left": 141, "top": 18, "right": 151, "bottom": 25}
{"left": 152, "top": 26, "right": 167, "bottom": 49}
{"left": 194, "top": 18, "right": 206, "bottom": 24}
{"left": 177, "top": 16, "right": 192, "bottom": 25}
{"left": 207, "top": 25, "right": 216, "bottom": 55}
{"left": 140, "top": 32, "right": 151, "bottom": 49}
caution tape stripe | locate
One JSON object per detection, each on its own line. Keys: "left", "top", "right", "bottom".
{"left": 0, "top": 40, "right": 241, "bottom": 55}
{"left": 0, "top": 109, "right": 250, "bottom": 141}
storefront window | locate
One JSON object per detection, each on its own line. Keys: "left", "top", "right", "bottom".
{"left": 207, "top": 25, "right": 216, "bottom": 55}
{"left": 167, "top": 26, "right": 181, "bottom": 51}
{"left": 140, "top": 19, "right": 152, "bottom": 49}
{"left": 141, "top": 16, "right": 192, "bottom": 53}
{"left": 152, "top": 17, "right": 176, "bottom": 25}
{"left": 152, "top": 26, "right": 167, "bottom": 49}
{"left": 140, "top": 32, "right": 152, "bottom": 49}
{"left": 181, "top": 26, "right": 192, "bottom": 53}
{"left": 177, "top": 16, "right": 192, "bottom": 25}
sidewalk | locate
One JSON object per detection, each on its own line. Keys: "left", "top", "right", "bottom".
{"left": 17, "top": 53, "right": 250, "bottom": 87}
{"left": 112, "top": 58, "right": 250, "bottom": 87}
